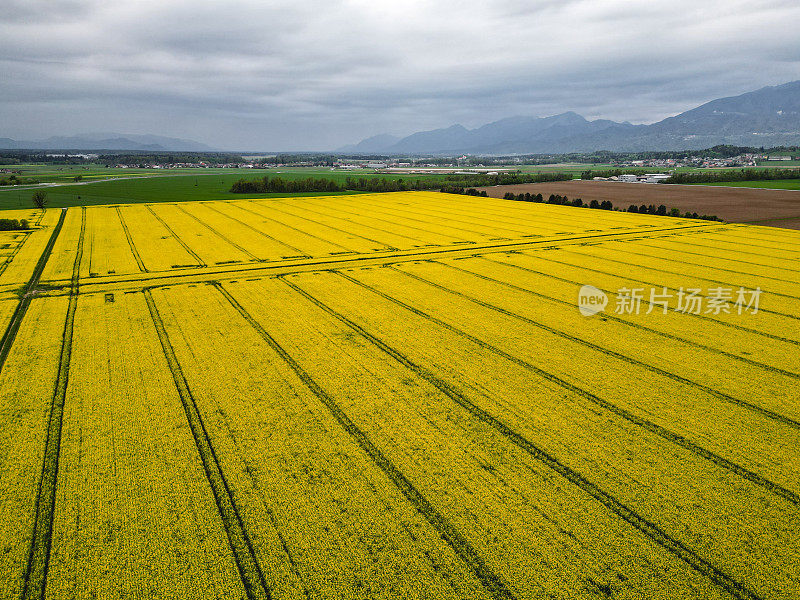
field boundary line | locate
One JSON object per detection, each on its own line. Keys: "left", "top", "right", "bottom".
{"left": 0, "top": 209, "right": 67, "bottom": 373}
{"left": 144, "top": 289, "right": 270, "bottom": 600}
{"left": 213, "top": 281, "right": 517, "bottom": 600}
{"left": 144, "top": 204, "right": 206, "bottom": 266}
{"left": 174, "top": 204, "right": 262, "bottom": 261}
{"left": 21, "top": 207, "right": 85, "bottom": 600}
{"left": 0, "top": 210, "right": 44, "bottom": 278}
{"left": 39, "top": 222, "right": 721, "bottom": 294}
{"left": 426, "top": 261, "right": 800, "bottom": 429}
{"left": 283, "top": 274, "right": 764, "bottom": 600}
{"left": 115, "top": 206, "right": 148, "bottom": 272}
{"left": 201, "top": 202, "right": 309, "bottom": 257}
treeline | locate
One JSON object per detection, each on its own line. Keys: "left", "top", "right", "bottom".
{"left": 0, "top": 218, "right": 30, "bottom": 230}
{"left": 579, "top": 168, "right": 648, "bottom": 179}
{"left": 665, "top": 168, "right": 800, "bottom": 184}
{"left": 501, "top": 192, "right": 614, "bottom": 210}
{"left": 229, "top": 172, "right": 573, "bottom": 194}
{"left": 0, "top": 174, "right": 39, "bottom": 186}
{"left": 454, "top": 189, "right": 723, "bottom": 221}
{"left": 230, "top": 176, "right": 429, "bottom": 194}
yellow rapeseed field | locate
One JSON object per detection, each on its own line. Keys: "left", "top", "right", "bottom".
{"left": 0, "top": 191, "right": 796, "bottom": 599}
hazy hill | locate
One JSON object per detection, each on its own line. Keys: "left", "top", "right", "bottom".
{"left": 341, "top": 80, "right": 800, "bottom": 154}
{"left": 0, "top": 132, "right": 215, "bottom": 152}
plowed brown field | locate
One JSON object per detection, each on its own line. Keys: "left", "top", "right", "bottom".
{"left": 477, "top": 181, "right": 800, "bottom": 228}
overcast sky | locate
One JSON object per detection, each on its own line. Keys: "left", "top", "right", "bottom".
{"left": 2, "top": 0, "right": 799, "bottom": 150}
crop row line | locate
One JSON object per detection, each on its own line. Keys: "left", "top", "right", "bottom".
{"left": 229, "top": 202, "right": 353, "bottom": 252}
{"left": 280, "top": 274, "right": 763, "bottom": 600}
{"left": 201, "top": 202, "right": 308, "bottom": 258}
{"left": 288, "top": 198, "right": 429, "bottom": 245}
{"left": 115, "top": 206, "right": 148, "bottom": 272}
{"left": 36, "top": 223, "right": 720, "bottom": 293}
{"left": 0, "top": 210, "right": 68, "bottom": 372}
{"left": 636, "top": 237, "right": 800, "bottom": 273}
{"left": 21, "top": 207, "right": 85, "bottom": 600}
{"left": 249, "top": 200, "right": 398, "bottom": 250}
{"left": 539, "top": 247, "right": 800, "bottom": 331}
{"left": 425, "top": 260, "right": 799, "bottom": 428}
{"left": 336, "top": 270, "right": 798, "bottom": 506}
{"left": 484, "top": 254, "right": 800, "bottom": 357}
{"left": 144, "top": 205, "right": 206, "bottom": 267}
{"left": 302, "top": 194, "right": 498, "bottom": 240}
{"left": 174, "top": 204, "right": 261, "bottom": 262}
{"left": 144, "top": 289, "right": 270, "bottom": 600}
{"left": 213, "top": 282, "right": 516, "bottom": 600}
{"left": 570, "top": 244, "right": 800, "bottom": 306}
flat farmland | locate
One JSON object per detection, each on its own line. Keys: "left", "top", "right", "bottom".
{"left": 0, "top": 191, "right": 797, "bottom": 599}
{"left": 477, "top": 180, "right": 800, "bottom": 229}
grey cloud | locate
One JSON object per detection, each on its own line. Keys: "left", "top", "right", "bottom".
{"left": 1, "top": 0, "right": 799, "bottom": 149}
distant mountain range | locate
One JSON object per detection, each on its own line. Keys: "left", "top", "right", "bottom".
{"left": 338, "top": 80, "right": 800, "bottom": 155}
{"left": 0, "top": 132, "right": 215, "bottom": 152}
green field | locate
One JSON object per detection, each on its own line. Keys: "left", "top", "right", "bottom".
{"left": 690, "top": 179, "right": 800, "bottom": 190}
{"left": 0, "top": 169, "right": 440, "bottom": 209}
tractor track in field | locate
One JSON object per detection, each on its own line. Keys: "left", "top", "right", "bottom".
{"left": 200, "top": 202, "right": 309, "bottom": 257}
{"left": 633, "top": 238, "right": 800, "bottom": 272}
{"left": 230, "top": 202, "right": 354, "bottom": 253}
{"left": 302, "top": 196, "right": 472, "bottom": 241}
{"left": 482, "top": 254, "right": 800, "bottom": 356}
{"left": 566, "top": 245, "right": 800, "bottom": 306}
{"left": 253, "top": 200, "right": 399, "bottom": 251}
{"left": 33, "top": 223, "right": 722, "bottom": 296}
{"left": 21, "top": 207, "right": 84, "bottom": 600}
{"left": 289, "top": 199, "right": 428, "bottom": 246}
{"left": 334, "top": 195, "right": 519, "bottom": 238}
{"left": 213, "top": 281, "right": 517, "bottom": 600}
{"left": 144, "top": 205, "right": 206, "bottom": 267}
{"left": 0, "top": 214, "right": 41, "bottom": 279}
{"left": 280, "top": 274, "right": 764, "bottom": 600}
{"left": 547, "top": 247, "right": 800, "bottom": 320}
{"left": 0, "top": 209, "right": 67, "bottom": 372}
{"left": 174, "top": 204, "right": 262, "bottom": 262}
{"left": 353, "top": 196, "right": 536, "bottom": 236}
{"left": 423, "top": 260, "right": 800, "bottom": 429}
{"left": 115, "top": 206, "right": 148, "bottom": 272}
{"left": 144, "top": 289, "right": 271, "bottom": 600}
{"left": 333, "top": 270, "right": 800, "bottom": 507}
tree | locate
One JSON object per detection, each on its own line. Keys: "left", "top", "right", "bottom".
{"left": 32, "top": 190, "right": 48, "bottom": 209}
{"left": 657, "top": 205, "right": 667, "bottom": 216}
{"left": 628, "top": 205, "right": 639, "bottom": 213}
